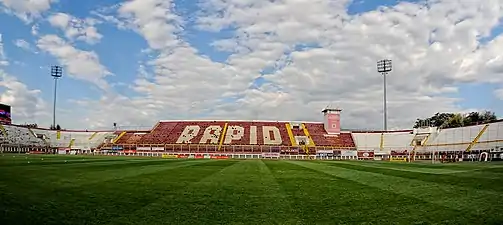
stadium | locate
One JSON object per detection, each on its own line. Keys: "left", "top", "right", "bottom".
{"left": 2, "top": 106, "right": 503, "bottom": 224}
{"left": 2, "top": 107, "right": 503, "bottom": 162}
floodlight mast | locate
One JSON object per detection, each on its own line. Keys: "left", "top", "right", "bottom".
{"left": 51, "top": 66, "right": 63, "bottom": 129}
{"left": 377, "top": 59, "right": 392, "bottom": 131}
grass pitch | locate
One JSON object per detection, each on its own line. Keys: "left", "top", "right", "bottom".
{"left": 1, "top": 155, "right": 503, "bottom": 225}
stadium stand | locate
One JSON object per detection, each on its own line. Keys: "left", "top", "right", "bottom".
{"left": 1, "top": 125, "right": 46, "bottom": 146}
{"left": 114, "top": 120, "right": 355, "bottom": 148}
{"left": 352, "top": 132, "right": 382, "bottom": 151}
{"left": 382, "top": 131, "right": 415, "bottom": 151}
{"left": 352, "top": 131, "right": 414, "bottom": 152}
{"left": 2, "top": 107, "right": 502, "bottom": 161}
{"left": 417, "top": 123, "right": 487, "bottom": 152}
{"left": 32, "top": 129, "right": 113, "bottom": 150}
{"left": 471, "top": 121, "right": 503, "bottom": 152}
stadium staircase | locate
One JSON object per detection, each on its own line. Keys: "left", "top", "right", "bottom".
{"left": 28, "top": 127, "right": 49, "bottom": 146}
{"left": 0, "top": 124, "right": 7, "bottom": 137}
{"left": 411, "top": 133, "right": 431, "bottom": 161}
{"left": 285, "top": 123, "right": 298, "bottom": 146}
{"left": 379, "top": 133, "right": 384, "bottom": 151}
{"left": 68, "top": 139, "right": 75, "bottom": 148}
{"left": 465, "top": 124, "right": 489, "bottom": 152}
{"left": 88, "top": 132, "right": 98, "bottom": 140}
{"left": 301, "top": 145, "right": 312, "bottom": 158}
{"left": 300, "top": 124, "right": 316, "bottom": 147}
{"left": 113, "top": 131, "right": 126, "bottom": 144}
{"left": 218, "top": 123, "right": 228, "bottom": 151}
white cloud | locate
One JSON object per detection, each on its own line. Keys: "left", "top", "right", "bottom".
{"left": 13, "top": 39, "right": 34, "bottom": 52}
{"left": 0, "top": 0, "right": 58, "bottom": 23}
{"left": 0, "top": 70, "right": 48, "bottom": 124}
{"left": 48, "top": 13, "right": 103, "bottom": 44}
{"left": 31, "top": 24, "right": 39, "bottom": 35}
{"left": 36, "top": 35, "right": 112, "bottom": 89}
{"left": 117, "top": 0, "right": 182, "bottom": 49}
{"left": 9, "top": 0, "right": 503, "bottom": 130}
{"left": 190, "top": 0, "right": 503, "bottom": 129}
{"left": 0, "top": 34, "right": 7, "bottom": 66}
{"left": 68, "top": 0, "right": 257, "bottom": 129}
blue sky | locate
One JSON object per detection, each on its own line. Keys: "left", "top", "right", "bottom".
{"left": 0, "top": 0, "right": 503, "bottom": 130}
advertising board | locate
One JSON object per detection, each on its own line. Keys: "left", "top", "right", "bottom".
{"left": 261, "top": 153, "right": 280, "bottom": 158}
{"left": 136, "top": 147, "right": 151, "bottom": 151}
{"left": 0, "top": 103, "right": 11, "bottom": 124}
{"left": 341, "top": 150, "right": 358, "bottom": 157}
{"left": 162, "top": 154, "right": 178, "bottom": 159}
{"left": 357, "top": 151, "right": 375, "bottom": 159}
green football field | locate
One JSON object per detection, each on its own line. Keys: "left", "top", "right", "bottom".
{"left": 1, "top": 154, "right": 503, "bottom": 225}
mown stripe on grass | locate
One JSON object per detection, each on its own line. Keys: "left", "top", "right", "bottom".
{"left": 291, "top": 161, "right": 503, "bottom": 224}
{"left": 348, "top": 160, "right": 495, "bottom": 171}
{"left": 342, "top": 161, "right": 503, "bottom": 182}
{"left": 337, "top": 161, "right": 480, "bottom": 174}
{"left": 268, "top": 160, "right": 480, "bottom": 224}
{"left": 106, "top": 160, "right": 299, "bottom": 225}
{"left": 0, "top": 160, "right": 235, "bottom": 225}
{"left": 0, "top": 159, "right": 200, "bottom": 189}
{"left": 325, "top": 161, "right": 503, "bottom": 192}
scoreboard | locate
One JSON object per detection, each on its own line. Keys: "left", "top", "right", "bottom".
{"left": 0, "top": 103, "right": 11, "bottom": 124}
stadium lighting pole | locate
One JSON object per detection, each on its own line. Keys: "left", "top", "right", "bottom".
{"left": 377, "top": 59, "right": 392, "bottom": 131}
{"left": 51, "top": 66, "right": 63, "bottom": 129}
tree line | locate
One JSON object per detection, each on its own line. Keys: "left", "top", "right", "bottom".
{"left": 413, "top": 111, "right": 498, "bottom": 129}
{"left": 18, "top": 124, "right": 62, "bottom": 130}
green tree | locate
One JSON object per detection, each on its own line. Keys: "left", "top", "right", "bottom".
{"left": 442, "top": 113, "right": 464, "bottom": 128}
{"left": 413, "top": 111, "right": 498, "bottom": 129}
{"left": 480, "top": 110, "right": 497, "bottom": 123}
{"left": 464, "top": 112, "right": 481, "bottom": 126}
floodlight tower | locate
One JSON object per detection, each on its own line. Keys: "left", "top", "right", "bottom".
{"left": 51, "top": 66, "right": 63, "bottom": 128}
{"left": 377, "top": 59, "right": 392, "bottom": 131}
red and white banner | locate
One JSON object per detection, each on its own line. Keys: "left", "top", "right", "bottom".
{"left": 391, "top": 150, "right": 409, "bottom": 156}
{"left": 210, "top": 155, "right": 229, "bottom": 159}
{"left": 357, "top": 151, "right": 375, "bottom": 159}
{"left": 123, "top": 150, "right": 136, "bottom": 154}
{"left": 29, "top": 151, "right": 46, "bottom": 154}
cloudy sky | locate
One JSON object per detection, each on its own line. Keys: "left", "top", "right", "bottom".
{"left": 0, "top": 0, "right": 502, "bottom": 130}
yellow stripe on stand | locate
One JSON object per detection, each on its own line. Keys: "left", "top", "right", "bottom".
{"left": 301, "top": 123, "right": 315, "bottom": 147}
{"left": 0, "top": 124, "right": 7, "bottom": 137}
{"left": 218, "top": 123, "right": 228, "bottom": 151}
{"left": 466, "top": 124, "right": 489, "bottom": 152}
{"left": 89, "top": 132, "right": 98, "bottom": 140}
{"left": 409, "top": 133, "right": 417, "bottom": 146}
{"left": 379, "top": 133, "right": 384, "bottom": 151}
{"left": 113, "top": 131, "right": 126, "bottom": 144}
{"left": 68, "top": 139, "right": 75, "bottom": 148}
{"left": 422, "top": 133, "right": 431, "bottom": 146}
{"left": 285, "top": 123, "right": 297, "bottom": 146}
{"left": 411, "top": 133, "right": 431, "bottom": 162}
